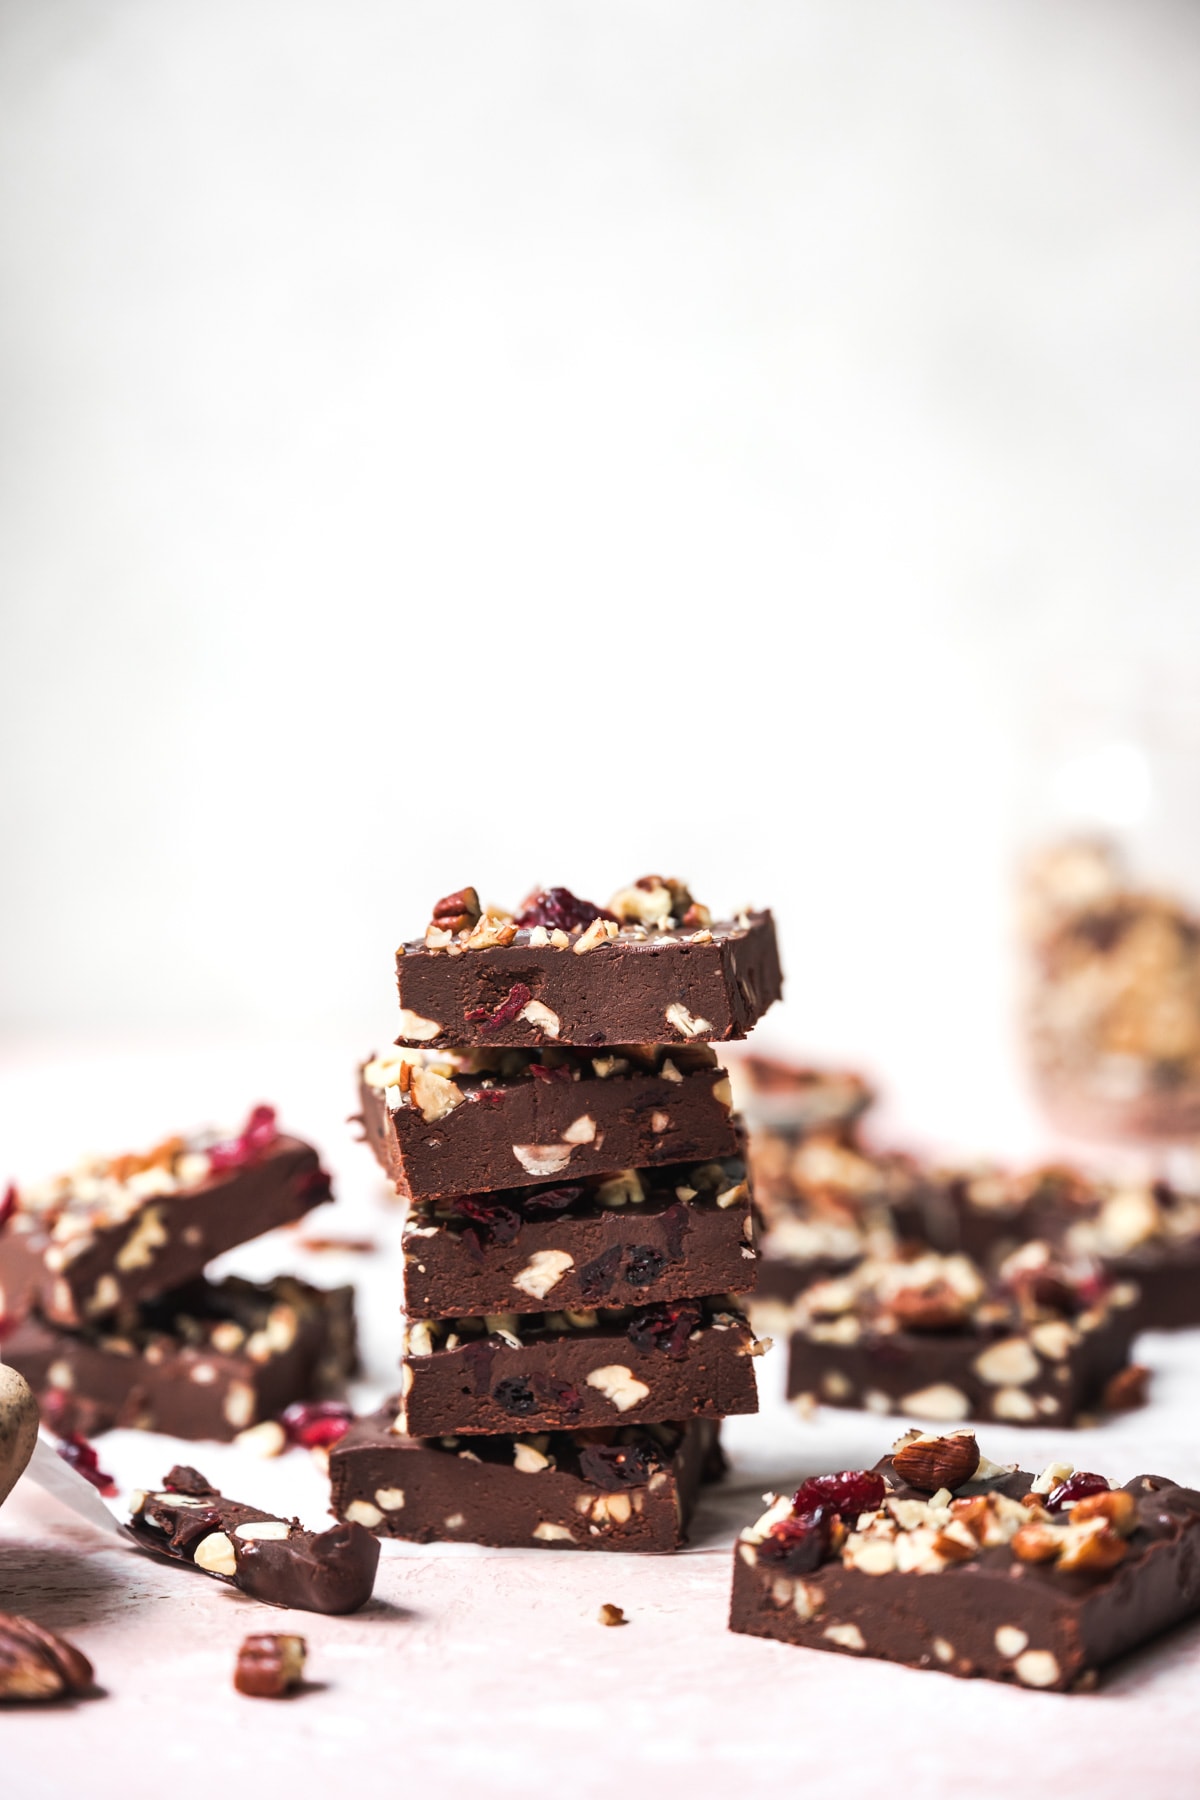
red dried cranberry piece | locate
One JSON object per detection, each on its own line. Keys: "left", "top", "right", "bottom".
{"left": 455, "top": 1198, "right": 522, "bottom": 1247}
{"left": 494, "top": 1377, "right": 537, "bottom": 1417}
{"left": 624, "top": 1245, "right": 666, "bottom": 1287}
{"left": 464, "top": 983, "right": 532, "bottom": 1034}
{"left": 578, "top": 1243, "right": 623, "bottom": 1301}
{"left": 626, "top": 1301, "right": 702, "bottom": 1359}
{"left": 56, "top": 1432, "right": 116, "bottom": 1497}
{"left": 794, "top": 1469, "right": 886, "bottom": 1519}
{"left": 0, "top": 1183, "right": 16, "bottom": 1231}
{"left": 758, "top": 1505, "right": 833, "bottom": 1573}
{"left": 529, "top": 1062, "right": 573, "bottom": 1084}
{"left": 513, "top": 888, "right": 615, "bottom": 933}
{"left": 578, "top": 1441, "right": 657, "bottom": 1489}
{"left": 207, "top": 1104, "right": 280, "bottom": 1173}
{"left": 536, "top": 1376, "right": 582, "bottom": 1416}
{"left": 280, "top": 1400, "right": 353, "bottom": 1450}
{"left": 1047, "top": 1471, "right": 1111, "bottom": 1513}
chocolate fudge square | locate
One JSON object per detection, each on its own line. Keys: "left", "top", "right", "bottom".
{"left": 359, "top": 1042, "right": 738, "bottom": 1203}
{"left": 397, "top": 1299, "right": 764, "bottom": 1437}
{"left": 402, "top": 1155, "right": 754, "bottom": 1319}
{"left": 730, "top": 1428, "right": 1200, "bottom": 1691}
{"left": 395, "top": 879, "right": 781, "bottom": 1048}
{"left": 330, "top": 1411, "right": 722, "bottom": 1551}
{"left": 0, "top": 1106, "right": 331, "bottom": 1328}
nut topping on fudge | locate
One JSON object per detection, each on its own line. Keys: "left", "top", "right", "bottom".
{"left": 730, "top": 1433, "right": 1200, "bottom": 1688}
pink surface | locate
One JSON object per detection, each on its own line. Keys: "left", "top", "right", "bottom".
{"left": 2, "top": 1037, "right": 1198, "bottom": 1798}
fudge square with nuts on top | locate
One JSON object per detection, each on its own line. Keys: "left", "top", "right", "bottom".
{"left": 1, "top": 1273, "right": 356, "bottom": 1441}
{"left": 0, "top": 1105, "right": 331, "bottom": 1329}
{"left": 330, "top": 1410, "right": 722, "bottom": 1552}
{"left": 394, "top": 879, "right": 782, "bottom": 1050}
{"left": 729, "top": 1428, "right": 1200, "bottom": 1691}
{"left": 786, "top": 1243, "right": 1143, "bottom": 1427}
{"left": 359, "top": 1040, "right": 737, "bottom": 1203}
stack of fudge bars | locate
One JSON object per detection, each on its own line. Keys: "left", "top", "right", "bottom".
{"left": 735, "top": 1058, "right": 1169, "bottom": 1429}
{"left": 0, "top": 1106, "right": 357, "bottom": 1439}
{"left": 332, "top": 877, "right": 783, "bottom": 1551}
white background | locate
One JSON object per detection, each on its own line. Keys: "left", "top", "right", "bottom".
{"left": 3, "top": 0, "right": 1200, "bottom": 1153}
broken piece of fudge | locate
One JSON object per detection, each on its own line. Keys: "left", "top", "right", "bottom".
{"left": 128, "top": 1464, "right": 378, "bottom": 1614}
{"left": 729, "top": 1428, "right": 1200, "bottom": 1690}
{"left": 359, "top": 1042, "right": 738, "bottom": 1202}
{"left": 330, "top": 1411, "right": 722, "bottom": 1551}
{"left": 2, "top": 1274, "right": 356, "bottom": 1440}
{"left": 731, "top": 1056, "right": 875, "bottom": 1137}
{"left": 398, "top": 1300, "right": 764, "bottom": 1437}
{"left": 402, "top": 1156, "right": 754, "bottom": 1318}
{"left": 394, "top": 880, "right": 782, "bottom": 1048}
{"left": 0, "top": 1107, "right": 331, "bottom": 1329}
{"left": 785, "top": 1243, "right": 1141, "bottom": 1427}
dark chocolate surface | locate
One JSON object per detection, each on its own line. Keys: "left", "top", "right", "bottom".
{"left": 330, "top": 1410, "right": 720, "bottom": 1551}
{"left": 399, "top": 1301, "right": 762, "bottom": 1436}
{"left": 359, "top": 1044, "right": 738, "bottom": 1202}
{"left": 128, "top": 1465, "right": 378, "bottom": 1614}
{"left": 394, "top": 910, "right": 782, "bottom": 1047}
{"left": 402, "top": 1156, "right": 754, "bottom": 1318}
{"left": 2, "top": 1274, "right": 356, "bottom": 1440}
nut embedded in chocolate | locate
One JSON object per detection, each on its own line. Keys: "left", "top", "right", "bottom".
{"left": 234, "top": 1632, "right": 307, "bottom": 1698}
{"left": 0, "top": 1612, "right": 94, "bottom": 1702}
{"left": 891, "top": 1429, "right": 980, "bottom": 1494}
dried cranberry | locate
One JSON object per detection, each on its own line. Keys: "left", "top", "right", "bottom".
{"left": 494, "top": 1377, "right": 537, "bottom": 1417}
{"left": 280, "top": 1400, "right": 353, "bottom": 1450}
{"left": 579, "top": 1441, "right": 656, "bottom": 1489}
{"left": 757, "top": 1505, "right": 833, "bottom": 1573}
{"left": 529, "top": 1062, "right": 573, "bottom": 1084}
{"left": 0, "top": 1183, "right": 16, "bottom": 1231}
{"left": 794, "top": 1469, "right": 886, "bottom": 1519}
{"left": 464, "top": 983, "right": 532, "bottom": 1034}
{"left": 207, "top": 1104, "right": 279, "bottom": 1173}
{"left": 520, "top": 1185, "right": 583, "bottom": 1217}
{"left": 56, "top": 1433, "right": 116, "bottom": 1497}
{"left": 1047, "top": 1471, "right": 1110, "bottom": 1513}
{"left": 578, "top": 1243, "right": 623, "bottom": 1301}
{"left": 627, "top": 1301, "right": 701, "bottom": 1359}
{"left": 624, "top": 1245, "right": 666, "bottom": 1287}
{"left": 514, "top": 888, "right": 615, "bottom": 933}
{"left": 534, "top": 1375, "right": 583, "bottom": 1417}
{"left": 454, "top": 1197, "right": 522, "bottom": 1247}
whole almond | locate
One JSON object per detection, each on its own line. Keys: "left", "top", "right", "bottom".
{"left": 891, "top": 1431, "right": 980, "bottom": 1494}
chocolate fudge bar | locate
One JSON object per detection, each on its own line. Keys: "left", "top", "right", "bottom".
{"left": 359, "top": 1043, "right": 738, "bottom": 1202}
{"left": 129, "top": 1464, "right": 378, "bottom": 1614}
{"left": 1, "top": 1274, "right": 356, "bottom": 1440}
{"left": 786, "top": 1244, "right": 1142, "bottom": 1427}
{"left": 729, "top": 1428, "right": 1200, "bottom": 1690}
{"left": 394, "top": 880, "right": 781, "bottom": 1048}
{"left": 0, "top": 1107, "right": 331, "bottom": 1329}
{"left": 731, "top": 1056, "right": 875, "bottom": 1136}
{"left": 932, "top": 1165, "right": 1200, "bottom": 1332}
{"left": 397, "top": 1300, "right": 764, "bottom": 1436}
{"left": 403, "top": 1156, "right": 754, "bottom": 1319}
{"left": 330, "top": 1410, "right": 722, "bottom": 1551}
{"left": 750, "top": 1133, "right": 933, "bottom": 1331}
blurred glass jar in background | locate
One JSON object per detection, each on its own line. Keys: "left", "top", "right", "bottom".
{"left": 1019, "top": 671, "right": 1200, "bottom": 1148}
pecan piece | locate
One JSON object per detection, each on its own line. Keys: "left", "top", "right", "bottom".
{"left": 429, "top": 887, "right": 481, "bottom": 936}
{"left": 234, "top": 1632, "right": 307, "bottom": 1698}
{"left": 0, "top": 1613, "right": 93, "bottom": 1702}
{"left": 888, "top": 1280, "right": 970, "bottom": 1332}
{"left": 1102, "top": 1364, "right": 1150, "bottom": 1413}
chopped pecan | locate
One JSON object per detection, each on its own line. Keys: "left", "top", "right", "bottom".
{"left": 429, "top": 887, "right": 481, "bottom": 936}
{"left": 0, "top": 1613, "right": 93, "bottom": 1702}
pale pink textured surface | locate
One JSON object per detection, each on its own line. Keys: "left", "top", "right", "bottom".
{"left": 2, "top": 1038, "right": 1199, "bottom": 1798}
